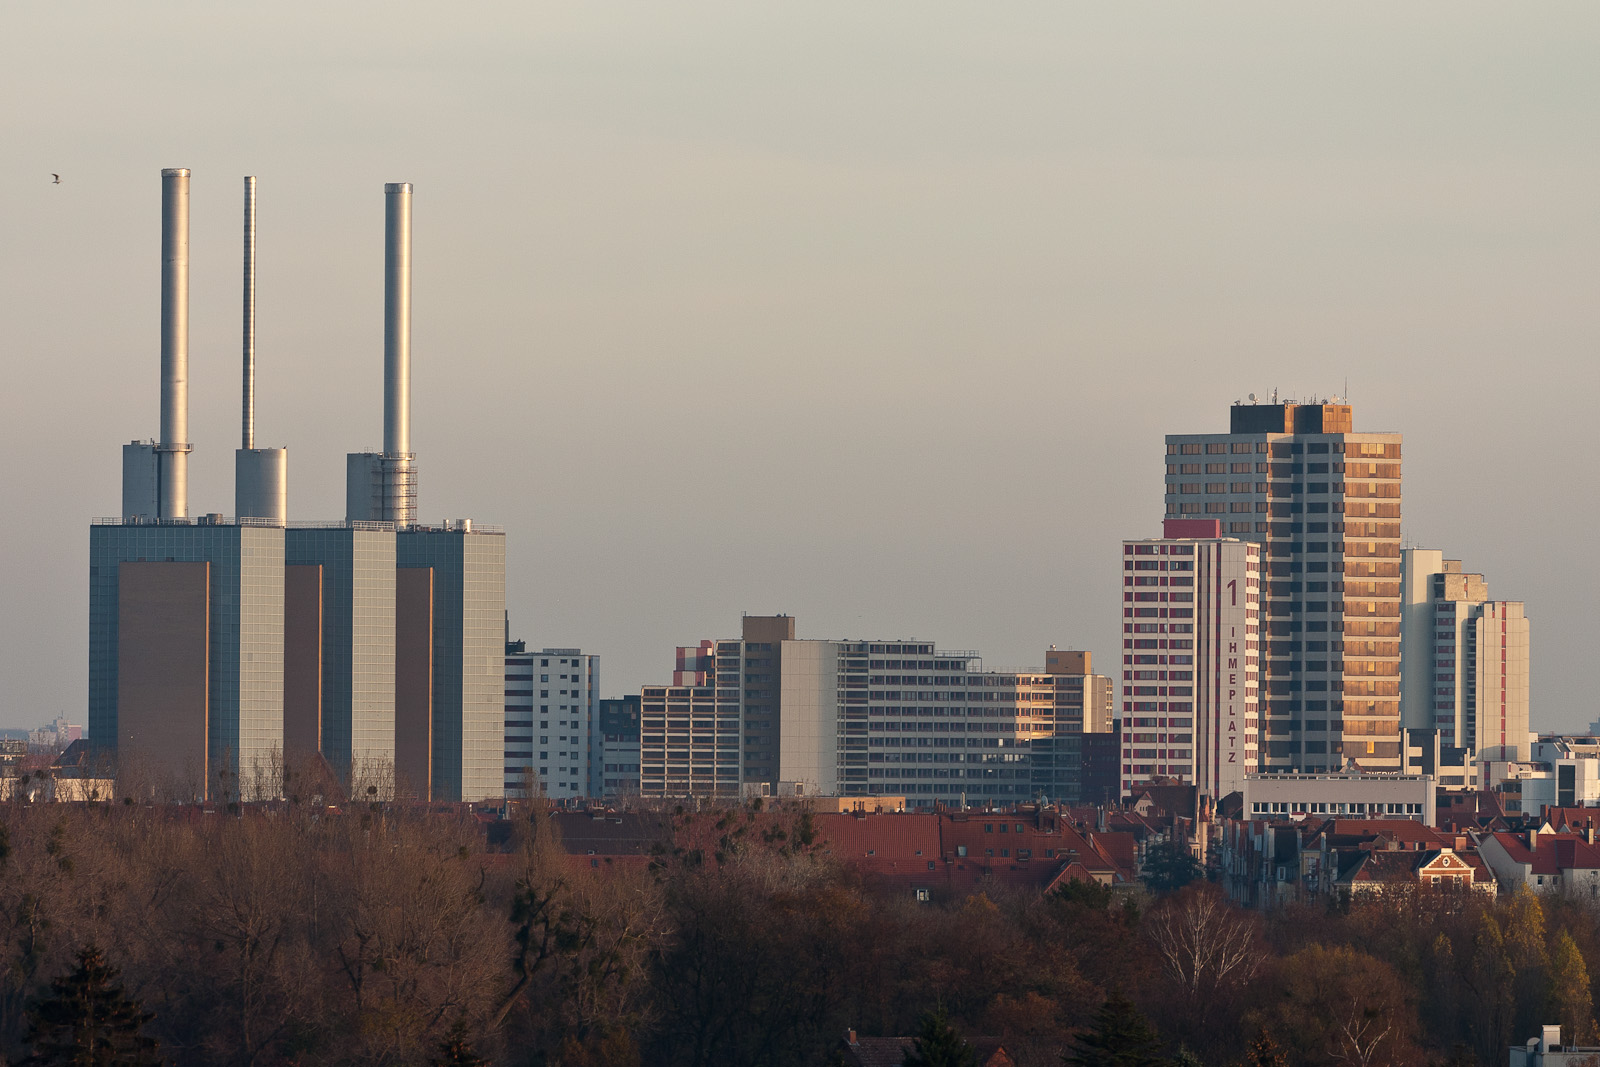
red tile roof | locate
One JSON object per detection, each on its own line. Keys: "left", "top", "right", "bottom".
{"left": 1485, "top": 832, "right": 1600, "bottom": 875}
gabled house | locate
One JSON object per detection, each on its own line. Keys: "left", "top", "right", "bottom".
{"left": 1332, "top": 846, "right": 1491, "bottom": 900}
{"left": 1477, "top": 830, "right": 1600, "bottom": 896}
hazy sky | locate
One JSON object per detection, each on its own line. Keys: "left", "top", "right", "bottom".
{"left": 2, "top": 4, "right": 1597, "bottom": 731}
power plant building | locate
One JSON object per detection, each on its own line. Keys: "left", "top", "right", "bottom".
{"left": 88, "top": 169, "right": 506, "bottom": 802}
{"left": 398, "top": 525, "right": 506, "bottom": 802}
{"left": 284, "top": 524, "right": 397, "bottom": 785}
{"left": 89, "top": 521, "right": 286, "bottom": 799}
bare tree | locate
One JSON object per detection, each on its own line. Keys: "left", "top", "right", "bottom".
{"left": 1146, "top": 882, "right": 1262, "bottom": 996}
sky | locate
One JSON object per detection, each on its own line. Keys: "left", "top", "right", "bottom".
{"left": 1, "top": 3, "right": 1597, "bottom": 731}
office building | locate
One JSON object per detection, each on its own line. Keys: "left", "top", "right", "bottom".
{"left": 1030, "top": 650, "right": 1117, "bottom": 802}
{"left": 1243, "top": 772, "right": 1435, "bottom": 824}
{"left": 1165, "top": 400, "right": 1402, "bottom": 771}
{"left": 639, "top": 616, "right": 1114, "bottom": 808}
{"left": 1120, "top": 520, "right": 1261, "bottom": 799}
{"left": 640, "top": 641, "right": 745, "bottom": 798}
{"left": 1404, "top": 727, "right": 1478, "bottom": 790}
{"left": 503, "top": 643, "right": 595, "bottom": 799}
{"left": 1483, "top": 736, "right": 1600, "bottom": 815}
{"left": 596, "top": 696, "right": 642, "bottom": 797}
{"left": 1400, "top": 548, "right": 1531, "bottom": 761}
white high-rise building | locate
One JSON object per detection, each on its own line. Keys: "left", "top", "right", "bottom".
{"left": 505, "top": 644, "right": 599, "bottom": 799}
{"left": 1120, "top": 521, "right": 1262, "bottom": 799}
{"left": 1399, "top": 549, "right": 1531, "bottom": 761}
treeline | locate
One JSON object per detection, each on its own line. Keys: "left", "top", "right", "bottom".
{"left": 0, "top": 800, "right": 1595, "bottom": 1067}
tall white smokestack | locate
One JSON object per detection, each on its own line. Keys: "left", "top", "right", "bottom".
{"left": 235, "top": 174, "right": 288, "bottom": 525}
{"left": 158, "top": 167, "right": 192, "bottom": 518}
{"left": 384, "top": 182, "right": 411, "bottom": 458}
{"left": 243, "top": 175, "right": 256, "bottom": 450}
{"left": 348, "top": 182, "right": 417, "bottom": 524}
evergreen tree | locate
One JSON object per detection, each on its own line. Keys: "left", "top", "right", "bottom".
{"left": 1065, "top": 993, "right": 1166, "bottom": 1067}
{"left": 904, "top": 1008, "right": 979, "bottom": 1067}
{"left": 1548, "top": 929, "right": 1596, "bottom": 1046}
{"left": 1141, "top": 843, "right": 1202, "bottom": 894}
{"left": 22, "top": 946, "right": 161, "bottom": 1067}
{"left": 430, "top": 1021, "right": 489, "bottom": 1067}
{"left": 1466, "top": 910, "right": 1516, "bottom": 1065}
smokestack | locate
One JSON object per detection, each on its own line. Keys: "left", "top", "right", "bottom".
{"left": 158, "top": 168, "right": 191, "bottom": 518}
{"left": 384, "top": 182, "right": 411, "bottom": 458}
{"left": 234, "top": 175, "right": 288, "bottom": 525}
{"left": 243, "top": 175, "right": 256, "bottom": 450}
{"left": 347, "top": 182, "right": 417, "bottom": 524}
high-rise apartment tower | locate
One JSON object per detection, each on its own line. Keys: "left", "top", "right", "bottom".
{"left": 1400, "top": 549, "right": 1530, "bottom": 760}
{"left": 1165, "top": 402, "right": 1401, "bottom": 772}
{"left": 1120, "top": 520, "right": 1261, "bottom": 798}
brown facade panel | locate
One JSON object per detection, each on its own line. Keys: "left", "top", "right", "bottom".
{"left": 117, "top": 561, "right": 209, "bottom": 799}
{"left": 395, "top": 567, "right": 434, "bottom": 801}
{"left": 1045, "top": 650, "right": 1091, "bottom": 675}
{"left": 740, "top": 615, "right": 796, "bottom": 643}
{"left": 283, "top": 564, "right": 323, "bottom": 762}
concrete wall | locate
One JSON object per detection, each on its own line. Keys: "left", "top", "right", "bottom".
{"left": 778, "top": 639, "right": 839, "bottom": 795}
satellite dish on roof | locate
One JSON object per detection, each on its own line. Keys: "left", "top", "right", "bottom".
{"left": 1248, "top": 393, "right": 1256, "bottom": 402}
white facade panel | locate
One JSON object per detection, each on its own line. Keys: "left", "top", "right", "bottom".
{"left": 777, "top": 640, "right": 838, "bottom": 795}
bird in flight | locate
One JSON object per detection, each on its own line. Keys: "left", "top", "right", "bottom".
{"left": 51, "top": 174, "right": 61, "bottom": 184}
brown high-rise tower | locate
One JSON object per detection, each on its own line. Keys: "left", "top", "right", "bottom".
{"left": 1163, "top": 401, "right": 1401, "bottom": 772}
